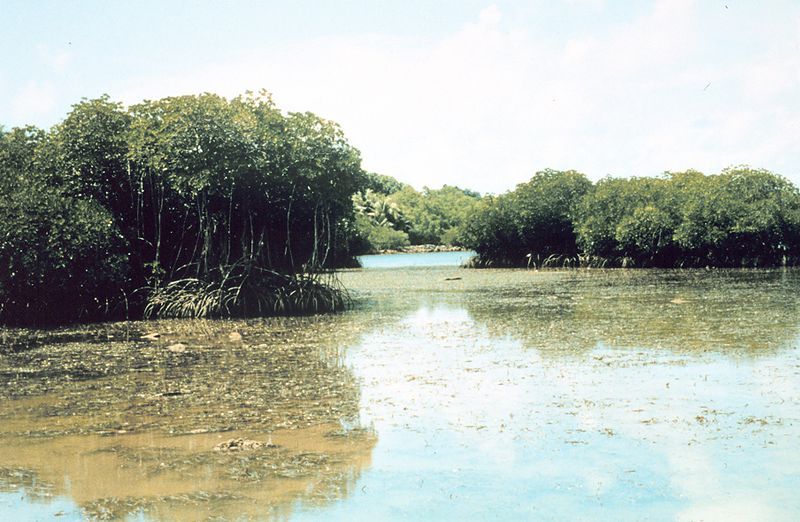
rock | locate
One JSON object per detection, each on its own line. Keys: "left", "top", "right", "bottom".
{"left": 167, "top": 343, "right": 187, "bottom": 353}
{"left": 228, "top": 332, "right": 243, "bottom": 342}
{"left": 213, "top": 437, "right": 276, "bottom": 452}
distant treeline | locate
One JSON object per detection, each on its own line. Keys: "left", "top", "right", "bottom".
{"left": 4, "top": 91, "right": 795, "bottom": 324}
{"left": 0, "top": 92, "right": 364, "bottom": 325}
{"left": 351, "top": 175, "right": 481, "bottom": 252}
{"left": 462, "top": 168, "right": 800, "bottom": 268}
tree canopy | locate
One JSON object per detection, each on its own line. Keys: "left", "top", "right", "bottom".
{"left": 465, "top": 167, "right": 800, "bottom": 268}
{"left": 463, "top": 169, "right": 591, "bottom": 265}
{"left": 0, "top": 92, "right": 366, "bottom": 325}
{"left": 348, "top": 174, "right": 482, "bottom": 253}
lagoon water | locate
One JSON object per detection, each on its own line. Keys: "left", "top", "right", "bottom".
{"left": 357, "top": 250, "right": 475, "bottom": 268}
{"left": 1, "top": 256, "right": 800, "bottom": 520}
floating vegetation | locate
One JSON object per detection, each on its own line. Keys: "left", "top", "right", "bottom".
{"left": 0, "top": 466, "right": 55, "bottom": 500}
{"left": 2, "top": 267, "right": 800, "bottom": 520}
{"left": 339, "top": 266, "right": 800, "bottom": 355}
{"left": 0, "top": 315, "right": 367, "bottom": 434}
{"left": 0, "top": 311, "right": 376, "bottom": 519}
{"left": 82, "top": 491, "right": 247, "bottom": 521}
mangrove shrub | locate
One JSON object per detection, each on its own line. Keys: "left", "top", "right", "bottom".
{"left": 466, "top": 166, "right": 800, "bottom": 268}
{"left": 0, "top": 185, "right": 129, "bottom": 325}
{"left": 0, "top": 91, "right": 367, "bottom": 325}
{"left": 463, "top": 169, "right": 591, "bottom": 265}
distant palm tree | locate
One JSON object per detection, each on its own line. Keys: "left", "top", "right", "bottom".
{"left": 353, "top": 190, "right": 411, "bottom": 232}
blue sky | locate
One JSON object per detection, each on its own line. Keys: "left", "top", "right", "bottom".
{"left": 1, "top": 0, "right": 798, "bottom": 193}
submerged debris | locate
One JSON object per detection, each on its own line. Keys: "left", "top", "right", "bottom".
{"left": 213, "top": 437, "right": 277, "bottom": 452}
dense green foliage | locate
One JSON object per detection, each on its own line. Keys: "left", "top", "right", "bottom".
{"left": 353, "top": 189, "right": 412, "bottom": 232}
{"left": 463, "top": 169, "right": 591, "bottom": 266}
{"left": 363, "top": 171, "right": 408, "bottom": 196}
{"left": 0, "top": 92, "right": 365, "bottom": 325}
{"left": 0, "top": 185, "right": 129, "bottom": 325}
{"left": 0, "top": 122, "right": 129, "bottom": 324}
{"left": 390, "top": 185, "right": 481, "bottom": 245}
{"left": 465, "top": 167, "right": 800, "bottom": 268}
{"left": 350, "top": 181, "right": 482, "bottom": 252}
{"left": 350, "top": 190, "right": 411, "bottom": 252}
{"left": 575, "top": 168, "right": 800, "bottom": 266}
{"left": 5, "top": 89, "right": 797, "bottom": 324}
{"left": 0, "top": 126, "right": 45, "bottom": 195}
{"left": 352, "top": 214, "right": 411, "bottom": 252}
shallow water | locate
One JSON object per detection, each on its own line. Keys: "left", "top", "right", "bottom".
{"left": 1, "top": 264, "right": 800, "bottom": 520}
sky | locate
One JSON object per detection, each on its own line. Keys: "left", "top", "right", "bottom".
{"left": 0, "top": 0, "right": 798, "bottom": 194}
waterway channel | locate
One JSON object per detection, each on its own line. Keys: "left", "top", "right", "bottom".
{"left": 1, "top": 257, "right": 799, "bottom": 520}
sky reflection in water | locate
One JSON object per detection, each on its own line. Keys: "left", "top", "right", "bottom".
{"left": 357, "top": 250, "right": 475, "bottom": 269}
{"left": 297, "top": 268, "right": 800, "bottom": 521}
{"left": 2, "top": 267, "right": 800, "bottom": 520}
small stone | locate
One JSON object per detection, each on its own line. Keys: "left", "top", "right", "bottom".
{"left": 167, "top": 343, "right": 187, "bottom": 353}
{"left": 228, "top": 332, "right": 243, "bottom": 342}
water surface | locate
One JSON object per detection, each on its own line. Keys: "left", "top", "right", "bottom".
{"left": 1, "top": 260, "right": 799, "bottom": 520}
{"left": 357, "top": 250, "right": 474, "bottom": 268}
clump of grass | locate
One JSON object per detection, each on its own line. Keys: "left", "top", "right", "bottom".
{"left": 461, "top": 255, "right": 520, "bottom": 268}
{"left": 464, "top": 253, "right": 611, "bottom": 269}
{"left": 144, "top": 266, "right": 349, "bottom": 319}
{"left": 576, "top": 254, "right": 610, "bottom": 268}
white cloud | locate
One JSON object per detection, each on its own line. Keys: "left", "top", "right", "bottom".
{"left": 112, "top": 1, "right": 800, "bottom": 193}
{"left": 562, "top": 0, "right": 606, "bottom": 9}
{"left": 678, "top": 501, "right": 779, "bottom": 522}
{"left": 36, "top": 45, "right": 73, "bottom": 73}
{"left": 11, "top": 81, "right": 57, "bottom": 120}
